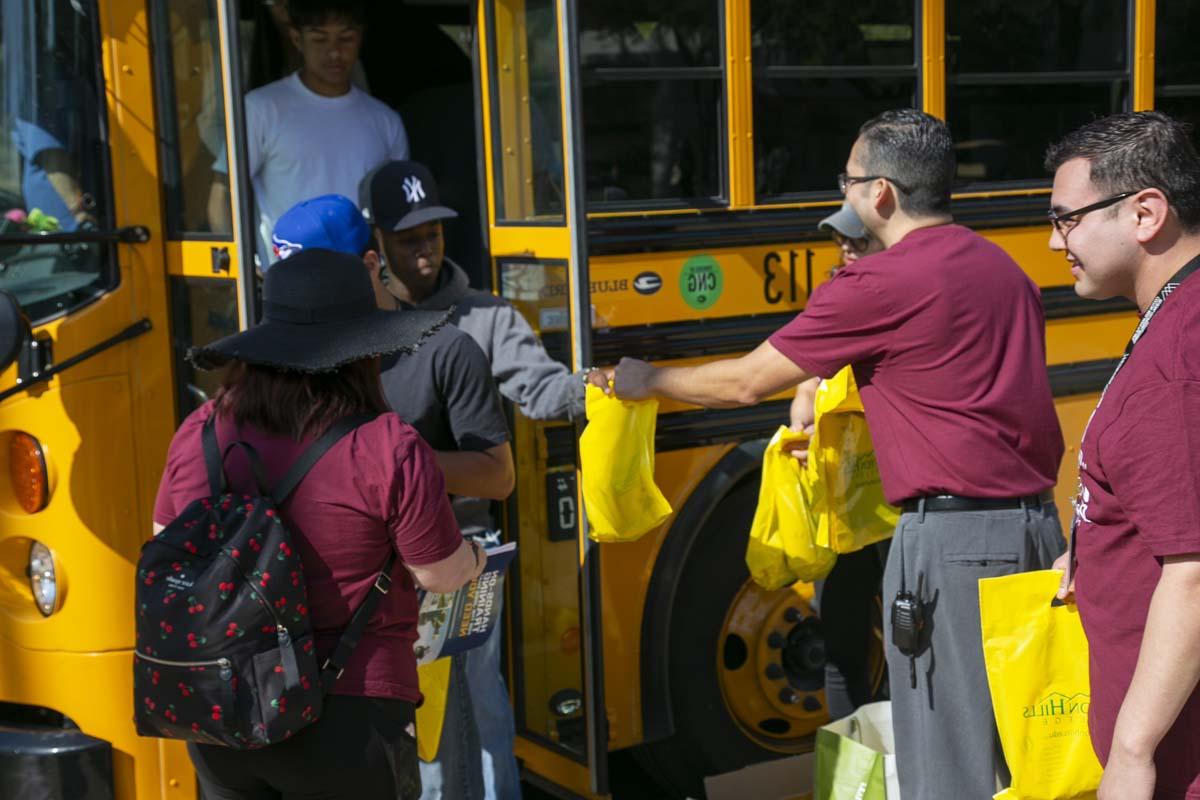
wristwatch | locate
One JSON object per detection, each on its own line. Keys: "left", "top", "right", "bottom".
{"left": 469, "top": 539, "right": 484, "bottom": 571}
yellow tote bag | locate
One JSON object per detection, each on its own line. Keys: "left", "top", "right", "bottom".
{"left": 808, "top": 368, "right": 898, "bottom": 553}
{"left": 415, "top": 658, "right": 452, "bottom": 762}
{"left": 980, "top": 570, "right": 1103, "bottom": 800}
{"left": 746, "top": 425, "right": 836, "bottom": 589}
{"left": 580, "top": 385, "right": 673, "bottom": 542}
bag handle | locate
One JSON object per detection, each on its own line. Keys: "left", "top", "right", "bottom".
{"left": 199, "top": 414, "right": 279, "bottom": 498}
{"left": 320, "top": 551, "right": 398, "bottom": 692}
{"left": 221, "top": 441, "right": 270, "bottom": 496}
{"left": 270, "top": 413, "right": 380, "bottom": 505}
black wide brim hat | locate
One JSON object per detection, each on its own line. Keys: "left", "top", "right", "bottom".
{"left": 188, "top": 248, "right": 449, "bottom": 373}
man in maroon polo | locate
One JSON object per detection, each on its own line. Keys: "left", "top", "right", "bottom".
{"left": 598, "top": 109, "right": 1065, "bottom": 799}
{"left": 1047, "top": 111, "right": 1200, "bottom": 800}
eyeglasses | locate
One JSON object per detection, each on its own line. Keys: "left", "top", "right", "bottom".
{"left": 1047, "top": 191, "right": 1137, "bottom": 238}
{"left": 838, "top": 172, "right": 912, "bottom": 196}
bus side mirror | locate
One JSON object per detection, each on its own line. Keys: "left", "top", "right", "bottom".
{"left": 0, "top": 291, "right": 30, "bottom": 374}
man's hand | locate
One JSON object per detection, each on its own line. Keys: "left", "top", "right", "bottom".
{"left": 1053, "top": 550, "right": 1075, "bottom": 601}
{"left": 609, "top": 357, "right": 657, "bottom": 400}
{"left": 781, "top": 426, "right": 813, "bottom": 464}
{"left": 786, "top": 378, "right": 821, "bottom": 464}
{"left": 1098, "top": 747, "right": 1155, "bottom": 800}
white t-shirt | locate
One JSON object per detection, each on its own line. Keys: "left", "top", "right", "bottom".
{"left": 216, "top": 72, "right": 409, "bottom": 264}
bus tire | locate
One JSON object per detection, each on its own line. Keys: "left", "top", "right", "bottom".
{"left": 633, "top": 476, "right": 798, "bottom": 798}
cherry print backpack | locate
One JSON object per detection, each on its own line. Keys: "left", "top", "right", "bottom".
{"left": 134, "top": 413, "right": 394, "bottom": 749}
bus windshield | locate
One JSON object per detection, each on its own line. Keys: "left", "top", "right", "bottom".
{"left": 0, "top": 0, "right": 114, "bottom": 323}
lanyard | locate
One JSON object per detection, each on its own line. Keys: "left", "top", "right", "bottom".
{"left": 1069, "top": 254, "right": 1200, "bottom": 577}
{"left": 1093, "top": 254, "right": 1200, "bottom": 407}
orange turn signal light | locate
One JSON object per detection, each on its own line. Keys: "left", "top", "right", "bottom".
{"left": 10, "top": 433, "right": 48, "bottom": 514}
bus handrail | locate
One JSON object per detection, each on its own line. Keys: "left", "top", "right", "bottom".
{"left": 0, "top": 318, "right": 152, "bottom": 403}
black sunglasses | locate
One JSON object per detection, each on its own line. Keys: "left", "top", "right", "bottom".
{"left": 838, "top": 172, "right": 913, "bottom": 196}
{"left": 1047, "top": 191, "right": 1138, "bottom": 237}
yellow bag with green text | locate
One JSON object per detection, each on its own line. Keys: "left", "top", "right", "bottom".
{"left": 580, "top": 385, "right": 673, "bottom": 542}
{"left": 415, "top": 658, "right": 452, "bottom": 762}
{"left": 807, "top": 367, "right": 899, "bottom": 554}
{"left": 746, "top": 425, "right": 836, "bottom": 589}
{"left": 980, "top": 570, "right": 1103, "bottom": 800}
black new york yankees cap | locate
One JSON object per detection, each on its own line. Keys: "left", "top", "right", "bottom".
{"left": 358, "top": 160, "right": 459, "bottom": 232}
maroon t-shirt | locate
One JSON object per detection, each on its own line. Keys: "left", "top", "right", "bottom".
{"left": 153, "top": 402, "right": 463, "bottom": 705}
{"left": 1074, "top": 272, "right": 1200, "bottom": 798}
{"left": 769, "top": 224, "right": 1063, "bottom": 504}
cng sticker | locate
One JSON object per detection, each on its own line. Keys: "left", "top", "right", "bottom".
{"left": 679, "top": 255, "right": 723, "bottom": 310}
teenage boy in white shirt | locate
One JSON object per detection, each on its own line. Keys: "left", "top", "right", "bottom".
{"left": 207, "top": 0, "right": 408, "bottom": 266}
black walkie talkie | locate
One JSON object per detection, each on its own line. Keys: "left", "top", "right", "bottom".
{"left": 891, "top": 572, "right": 925, "bottom": 655}
{"left": 891, "top": 535, "right": 926, "bottom": 689}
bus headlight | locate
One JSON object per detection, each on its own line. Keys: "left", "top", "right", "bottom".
{"left": 28, "top": 541, "right": 57, "bottom": 616}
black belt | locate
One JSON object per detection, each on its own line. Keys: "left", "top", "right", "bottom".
{"left": 900, "top": 490, "right": 1054, "bottom": 514}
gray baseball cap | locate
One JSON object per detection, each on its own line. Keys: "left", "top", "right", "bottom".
{"left": 818, "top": 201, "right": 867, "bottom": 240}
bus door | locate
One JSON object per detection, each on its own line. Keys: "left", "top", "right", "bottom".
{"left": 479, "top": 1, "right": 607, "bottom": 795}
{"left": 151, "top": 0, "right": 256, "bottom": 424}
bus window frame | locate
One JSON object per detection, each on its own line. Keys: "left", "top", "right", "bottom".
{"left": 485, "top": 0, "right": 568, "bottom": 228}
{"left": 0, "top": 0, "right": 121, "bottom": 327}
{"left": 748, "top": 0, "right": 923, "bottom": 206}
{"left": 943, "top": 0, "right": 1135, "bottom": 193}
{"left": 1152, "top": 0, "right": 1200, "bottom": 120}
{"left": 147, "top": 0, "right": 231, "bottom": 243}
{"left": 573, "top": 0, "right": 731, "bottom": 213}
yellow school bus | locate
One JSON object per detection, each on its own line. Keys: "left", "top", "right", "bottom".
{"left": 0, "top": 0, "right": 1195, "bottom": 798}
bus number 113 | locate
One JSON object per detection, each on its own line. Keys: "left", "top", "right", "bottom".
{"left": 762, "top": 249, "right": 814, "bottom": 306}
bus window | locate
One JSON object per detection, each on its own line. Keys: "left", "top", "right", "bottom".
{"left": 946, "top": 0, "right": 1129, "bottom": 185}
{"left": 751, "top": 0, "right": 917, "bottom": 201}
{"left": 490, "top": 0, "right": 565, "bottom": 222}
{"left": 579, "top": 2, "right": 723, "bottom": 207}
{"left": 0, "top": 0, "right": 114, "bottom": 323}
{"left": 1155, "top": 0, "right": 1200, "bottom": 134}
{"left": 153, "top": 0, "right": 231, "bottom": 236}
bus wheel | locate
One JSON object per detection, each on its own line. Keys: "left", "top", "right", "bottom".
{"left": 633, "top": 478, "right": 883, "bottom": 798}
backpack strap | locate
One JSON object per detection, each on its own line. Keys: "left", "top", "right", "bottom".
{"left": 320, "top": 551, "right": 398, "bottom": 692}
{"left": 270, "top": 413, "right": 380, "bottom": 506}
{"left": 201, "top": 415, "right": 224, "bottom": 497}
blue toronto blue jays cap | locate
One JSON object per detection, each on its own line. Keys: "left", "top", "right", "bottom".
{"left": 271, "top": 194, "right": 371, "bottom": 264}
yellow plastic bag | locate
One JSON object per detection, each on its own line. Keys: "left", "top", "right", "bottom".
{"left": 980, "top": 570, "right": 1103, "bottom": 800}
{"left": 808, "top": 368, "right": 899, "bottom": 553}
{"left": 746, "top": 425, "right": 836, "bottom": 589}
{"left": 580, "top": 385, "right": 673, "bottom": 542}
{"left": 415, "top": 658, "right": 452, "bottom": 762}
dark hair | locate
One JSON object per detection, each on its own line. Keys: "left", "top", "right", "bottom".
{"left": 1044, "top": 111, "right": 1200, "bottom": 232}
{"left": 288, "top": 0, "right": 367, "bottom": 30}
{"left": 212, "top": 358, "right": 386, "bottom": 440}
{"left": 857, "top": 109, "right": 955, "bottom": 216}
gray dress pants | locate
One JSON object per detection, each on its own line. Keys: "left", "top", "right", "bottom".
{"left": 882, "top": 501, "right": 1064, "bottom": 800}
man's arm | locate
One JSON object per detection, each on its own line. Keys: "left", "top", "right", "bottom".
{"left": 604, "top": 340, "right": 815, "bottom": 408}
{"left": 206, "top": 174, "right": 233, "bottom": 234}
{"left": 486, "top": 304, "right": 584, "bottom": 420}
{"left": 1100, "top": 554, "right": 1200, "bottom": 800}
{"left": 434, "top": 442, "right": 514, "bottom": 500}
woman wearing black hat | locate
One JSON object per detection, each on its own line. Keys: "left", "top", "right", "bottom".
{"left": 152, "top": 249, "right": 484, "bottom": 799}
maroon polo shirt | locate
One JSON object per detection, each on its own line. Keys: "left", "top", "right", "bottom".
{"left": 1073, "top": 269, "right": 1200, "bottom": 799}
{"left": 153, "top": 401, "right": 462, "bottom": 705}
{"left": 769, "top": 224, "right": 1063, "bottom": 504}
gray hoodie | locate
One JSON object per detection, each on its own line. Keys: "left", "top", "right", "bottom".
{"left": 416, "top": 258, "right": 585, "bottom": 421}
